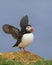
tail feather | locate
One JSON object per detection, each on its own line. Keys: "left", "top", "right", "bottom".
{"left": 13, "top": 40, "right": 21, "bottom": 47}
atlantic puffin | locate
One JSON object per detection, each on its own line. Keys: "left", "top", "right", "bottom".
{"left": 3, "top": 15, "right": 34, "bottom": 52}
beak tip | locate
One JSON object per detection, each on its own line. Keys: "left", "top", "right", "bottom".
{"left": 31, "top": 28, "right": 34, "bottom": 32}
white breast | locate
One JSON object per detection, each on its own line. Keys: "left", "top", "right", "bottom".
{"left": 18, "top": 33, "right": 34, "bottom": 48}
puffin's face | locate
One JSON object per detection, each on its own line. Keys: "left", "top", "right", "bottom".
{"left": 26, "top": 25, "right": 34, "bottom": 33}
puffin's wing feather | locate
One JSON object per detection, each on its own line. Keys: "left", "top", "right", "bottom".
{"left": 20, "top": 15, "right": 28, "bottom": 28}
{"left": 3, "top": 24, "right": 12, "bottom": 34}
{"left": 3, "top": 24, "right": 21, "bottom": 39}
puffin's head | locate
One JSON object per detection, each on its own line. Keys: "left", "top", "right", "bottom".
{"left": 26, "top": 25, "right": 34, "bottom": 33}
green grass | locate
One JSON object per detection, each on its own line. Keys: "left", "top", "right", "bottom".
{"left": 0, "top": 58, "right": 52, "bottom": 65}
{"left": 0, "top": 58, "right": 23, "bottom": 65}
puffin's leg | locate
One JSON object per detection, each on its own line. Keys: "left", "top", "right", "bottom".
{"left": 23, "top": 48, "right": 28, "bottom": 53}
{"left": 23, "top": 48, "right": 25, "bottom": 51}
{"left": 19, "top": 47, "right": 23, "bottom": 52}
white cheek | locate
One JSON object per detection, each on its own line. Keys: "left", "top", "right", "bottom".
{"left": 26, "top": 28, "right": 31, "bottom": 31}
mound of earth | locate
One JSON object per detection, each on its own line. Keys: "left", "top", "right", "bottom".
{"left": 0, "top": 51, "right": 43, "bottom": 64}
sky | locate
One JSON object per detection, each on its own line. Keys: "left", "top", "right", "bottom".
{"left": 0, "top": 0, "right": 52, "bottom": 59}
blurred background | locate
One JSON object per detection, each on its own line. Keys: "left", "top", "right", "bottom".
{"left": 0, "top": 0, "right": 52, "bottom": 59}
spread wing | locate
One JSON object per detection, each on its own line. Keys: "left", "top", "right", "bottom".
{"left": 20, "top": 15, "right": 28, "bottom": 28}
{"left": 2, "top": 24, "right": 22, "bottom": 39}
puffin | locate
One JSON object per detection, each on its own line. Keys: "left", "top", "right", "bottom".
{"left": 3, "top": 15, "right": 34, "bottom": 52}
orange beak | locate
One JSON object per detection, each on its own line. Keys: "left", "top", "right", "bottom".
{"left": 31, "top": 27, "right": 34, "bottom": 32}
